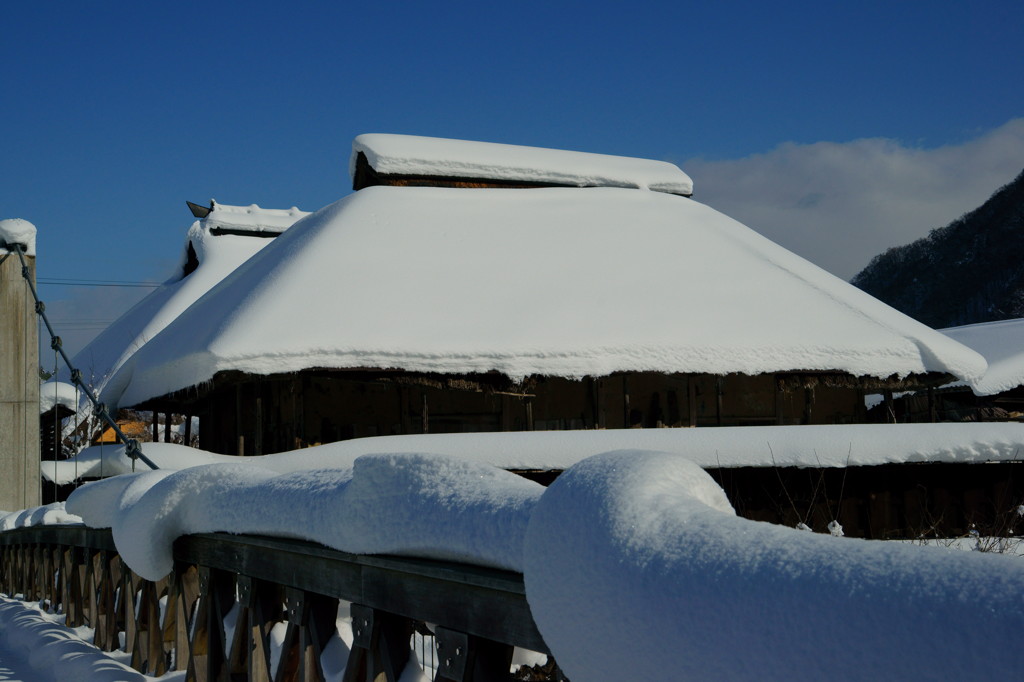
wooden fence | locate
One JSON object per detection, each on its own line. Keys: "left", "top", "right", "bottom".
{"left": 0, "top": 526, "right": 559, "bottom": 682}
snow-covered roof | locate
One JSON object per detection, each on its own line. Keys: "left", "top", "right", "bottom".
{"left": 351, "top": 133, "right": 694, "bottom": 196}
{"left": 102, "top": 184, "right": 985, "bottom": 408}
{"left": 198, "top": 200, "right": 307, "bottom": 236}
{"left": 69, "top": 203, "right": 308, "bottom": 398}
{"left": 39, "top": 381, "right": 78, "bottom": 415}
{"left": 0, "top": 218, "right": 36, "bottom": 256}
{"left": 941, "top": 317, "right": 1024, "bottom": 395}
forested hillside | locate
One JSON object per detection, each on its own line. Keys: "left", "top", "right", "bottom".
{"left": 851, "top": 169, "right": 1024, "bottom": 328}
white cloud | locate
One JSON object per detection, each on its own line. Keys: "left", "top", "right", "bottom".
{"left": 684, "top": 118, "right": 1024, "bottom": 280}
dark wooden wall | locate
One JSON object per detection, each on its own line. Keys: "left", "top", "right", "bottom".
{"left": 712, "top": 461, "right": 1024, "bottom": 539}
{"left": 191, "top": 371, "right": 867, "bottom": 457}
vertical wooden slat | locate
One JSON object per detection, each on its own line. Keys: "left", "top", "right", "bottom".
{"left": 688, "top": 376, "right": 697, "bottom": 427}
{"left": 174, "top": 564, "right": 201, "bottom": 672}
{"left": 186, "top": 567, "right": 234, "bottom": 682}
{"left": 93, "top": 549, "right": 120, "bottom": 651}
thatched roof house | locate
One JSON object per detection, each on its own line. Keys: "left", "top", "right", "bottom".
{"left": 98, "top": 135, "right": 985, "bottom": 456}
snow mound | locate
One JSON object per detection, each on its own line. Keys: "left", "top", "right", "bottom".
{"left": 0, "top": 218, "right": 36, "bottom": 256}
{"left": 0, "top": 502, "right": 82, "bottom": 530}
{"left": 38, "top": 447, "right": 1024, "bottom": 677}
{"left": 351, "top": 133, "right": 694, "bottom": 195}
{"left": 524, "top": 450, "right": 1024, "bottom": 681}
{"left": 67, "top": 454, "right": 542, "bottom": 580}
{"left": 39, "top": 381, "right": 79, "bottom": 414}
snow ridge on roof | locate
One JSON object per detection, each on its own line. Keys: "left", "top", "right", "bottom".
{"left": 351, "top": 133, "right": 694, "bottom": 196}
{"left": 202, "top": 201, "right": 309, "bottom": 234}
{"left": 104, "top": 185, "right": 985, "bottom": 408}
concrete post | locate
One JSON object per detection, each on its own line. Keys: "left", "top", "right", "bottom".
{"left": 0, "top": 219, "right": 41, "bottom": 511}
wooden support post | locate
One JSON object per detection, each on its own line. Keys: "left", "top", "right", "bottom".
{"left": 152, "top": 411, "right": 159, "bottom": 442}
{"left": 186, "top": 567, "right": 235, "bottom": 682}
{"left": 121, "top": 569, "right": 141, "bottom": 657}
{"left": 622, "top": 376, "right": 631, "bottom": 427}
{"left": 422, "top": 393, "right": 429, "bottom": 434}
{"left": 63, "top": 546, "right": 83, "bottom": 627}
{"left": 228, "top": 575, "right": 279, "bottom": 682}
{"left": 804, "top": 386, "right": 814, "bottom": 425}
{"left": 173, "top": 564, "right": 201, "bottom": 672}
{"left": 884, "top": 389, "right": 895, "bottom": 424}
{"left": 276, "top": 587, "right": 338, "bottom": 682}
{"left": 716, "top": 376, "right": 724, "bottom": 426}
{"left": 254, "top": 397, "right": 263, "bottom": 456}
{"left": 93, "top": 550, "right": 120, "bottom": 652}
{"left": 687, "top": 376, "right": 697, "bottom": 427}
{"left": 83, "top": 548, "right": 99, "bottom": 629}
{"left": 131, "top": 577, "right": 167, "bottom": 674}
{"left": 434, "top": 626, "right": 515, "bottom": 682}
{"left": 775, "top": 376, "right": 784, "bottom": 426}
{"left": 343, "top": 604, "right": 412, "bottom": 682}
{"left": 164, "top": 412, "right": 172, "bottom": 444}
{"left": 236, "top": 384, "right": 244, "bottom": 456}
{"left": 500, "top": 395, "right": 513, "bottom": 432}
{"left": 184, "top": 413, "right": 193, "bottom": 446}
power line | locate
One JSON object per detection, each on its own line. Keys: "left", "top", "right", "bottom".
{"left": 37, "top": 278, "right": 161, "bottom": 288}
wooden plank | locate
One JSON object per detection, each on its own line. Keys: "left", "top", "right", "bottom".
{"left": 174, "top": 533, "right": 548, "bottom": 654}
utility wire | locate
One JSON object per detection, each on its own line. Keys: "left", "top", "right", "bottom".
{"left": 37, "top": 278, "right": 160, "bottom": 288}
{"left": 11, "top": 244, "right": 158, "bottom": 471}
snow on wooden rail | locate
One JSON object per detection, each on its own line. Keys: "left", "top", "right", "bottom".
{"left": 0, "top": 525, "right": 551, "bottom": 681}
{"left": 5, "top": 450, "right": 1024, "bottom": 680}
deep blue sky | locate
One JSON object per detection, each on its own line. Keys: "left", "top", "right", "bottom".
{"left": 3, "top": 1, "right": 1024, "bottom": 350}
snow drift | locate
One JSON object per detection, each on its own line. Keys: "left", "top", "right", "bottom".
{"left": 21, "top": 447, "right": 1024, "bottom": 679}
{"left": 525, "top": 450, "right": 1024, "bottom": 681}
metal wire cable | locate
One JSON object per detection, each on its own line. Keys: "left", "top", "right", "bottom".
{"left": 10, "top": 244, "right": 158, "bottom": 471}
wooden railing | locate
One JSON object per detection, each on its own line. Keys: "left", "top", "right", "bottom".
{"left": 0, "top": 526, "right": 562, "bottom": 681}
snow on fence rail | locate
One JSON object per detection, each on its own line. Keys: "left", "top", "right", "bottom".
{"left": 0, "top": 525, "right": 552, "bottom": 682}
{"left": 4, "top": 450, "right": 1024, "bottom": 681}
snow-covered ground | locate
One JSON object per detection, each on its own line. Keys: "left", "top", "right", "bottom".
{"left": 0, "top": 597, "right": 179, "bottom": 682}
{"left": 10, "top": 446, "right": 1024, "bottom": 680}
